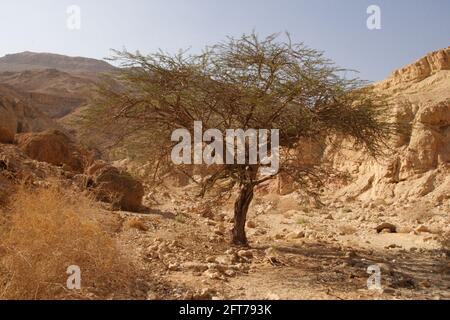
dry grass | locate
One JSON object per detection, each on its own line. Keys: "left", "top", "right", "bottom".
{"left": 0, "top": 185, "right": 139, "bottom": 300}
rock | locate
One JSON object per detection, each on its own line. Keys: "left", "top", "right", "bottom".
{"left": 168, "top": 263, "right": 179, "bottom": 271}
{"left": 416, "top": 225, "right": 432, "bottom": 233}
{"left": 192, "top": 288, "right": 216, "bottom": 300}
{"left": 247, "top": 220, "right": 257, "bottom": 228}
{"left": 382, "top": 47, "right": 450, "bottom": 86}
{"left": 265, "top": 293, "right": 281, "bottom": 300}
{"left": 325, "top": 214, "right": 334, "bottom": 220}
{"left": 324, "top": 47, "right": 450, "bottom": 203}
{"left": 146, "top": 292, "right": 161, "bottom": 300}
{"left": 383, "top": 288, "right": 396, "bottom": 295}
{"left": 215, "top": 255, "right": 234, "bottom": 265}
{"left": 15, "top": 130, "right": 90, "bottom": 172}
{"left": 214, "top": 229, "right": 225, "bottom": 236}
{"left": 87, "top": 161, "right": 144, "bottom": 212}
{"left": 224, "top": 269, "right": 236, "bottom": 277}
{"left": 181, "top": 262, "right": 209, "bottom": 273}
{"left": 237, "top": 250, "right": 253, "bottom": 260}
{"left": 377, "top": 263, "right": 393, "bottom": 275}
{"left": 286, "top": 231, "right": 305, "bottom": 239}
{"left": 397, "top": 226, "right": 413, "bottom": 234}
{"left": 203, "top": 269, "right": 223, "bottom": 280}
{"left": 423, "top": 236, "right": 437, "bottom": 242}
{"left": 376, "top": 223, "right": 397, "bottom": 234}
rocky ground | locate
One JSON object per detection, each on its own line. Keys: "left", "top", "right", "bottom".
{"left": 112, "top": 182, "right": 449, "bottom": 300}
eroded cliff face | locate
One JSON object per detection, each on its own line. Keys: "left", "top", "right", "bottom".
{"left": 378, "top": 46, "right": 450, "bottom": 88}
{"left": 327, "top": 47, "right": 450, "bottom": 204}
{"left": 0, "top": 68, "right": 96, "bottom": 119}
{"left": 0, "top": 85, "right": 58, "bottom": 143}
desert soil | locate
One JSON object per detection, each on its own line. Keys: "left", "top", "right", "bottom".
{"left": 113, "top": 183, "right": 450, "bottom": 300}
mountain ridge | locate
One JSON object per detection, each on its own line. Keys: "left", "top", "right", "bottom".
{"left": 0, "top": 51, "right": 116, "bottom": 74}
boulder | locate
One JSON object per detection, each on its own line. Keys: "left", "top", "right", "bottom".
{"left": 87, "top": 161, "right": 144, "bottom": 212}
{"left": 15, "top": 130, "right": 88, "bottom": 172}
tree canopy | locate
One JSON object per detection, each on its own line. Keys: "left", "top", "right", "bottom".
{"left": 82, "top": 32, "right": 395, "bottom": 245}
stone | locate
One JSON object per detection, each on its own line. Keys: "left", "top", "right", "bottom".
{"left": 237, "top": 250, "right": 253, "bottom": 259}
{"left": 265, "top": 293, "right": 281, "bottom": 300}
{"left": 215, "top": 255, "right": 233, "bottom": 265}
{"left": 286, "top": 231, "right": 305, "bottom": 239}
{"left": 87, "top": 161, "right": 144, "bottom": 212}
{"left": 15, "top": 130, "right": 90, "bottom": 172}
{"left": 247, "top": 220, "right": 257, "bottom": 228}
{"left": 168, "top": 263, "right": 179, "bottom": 271}
{"left": 203, "top": 269, "right": 223, "bottom": 280}
{"left": 376, "top": 223, "right": 397, "bottom": 234}
{"left": 182, "top": 262, "right": 209, "bottom": 273}
{"left": 416, "top": 225, "right": 432, "bottom": 233}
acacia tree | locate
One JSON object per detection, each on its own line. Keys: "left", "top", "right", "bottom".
{"left": 84, "top": 33, "right": 393, "bottom": 246}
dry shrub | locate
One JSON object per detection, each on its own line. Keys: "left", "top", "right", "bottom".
{"left": 0, "top": 185, "right": 138, "bottom": 300}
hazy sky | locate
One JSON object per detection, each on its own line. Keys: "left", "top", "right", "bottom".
{"left": 0, "top": 0, "right": 448, "bottom": 81}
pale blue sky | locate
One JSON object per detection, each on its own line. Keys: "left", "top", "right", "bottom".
{"left": 0, "top": 0, "right": 448, "bottom": 81}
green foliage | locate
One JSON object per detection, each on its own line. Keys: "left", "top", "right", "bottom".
{"left": 80, "top": 32, "right": 395, "bottom": 192}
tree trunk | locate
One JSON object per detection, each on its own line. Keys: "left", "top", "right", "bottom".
{"left": 232, "top": 183, "right": 254, "bottom": 246}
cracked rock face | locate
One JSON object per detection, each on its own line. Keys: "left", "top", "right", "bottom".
{"left": 328, "top": 48, "right": 450, "bottom": 203}
{"left": 263, "top": 47, "right": 450, "bottom": 204}
{"left": 379, "top": 47, "right": 450, "bottom": 87}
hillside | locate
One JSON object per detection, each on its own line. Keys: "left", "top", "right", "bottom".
{"left": 0, "top": 52, "right": 115, "bottom": 119}
{"left": 0, "top": 69, "right": 95, "bottom": 118}
{"left": 0, "top": 84, "right": 61, "bottom": 143}
{"left": 0, "top": 51, "right": 115, "bottom": 74}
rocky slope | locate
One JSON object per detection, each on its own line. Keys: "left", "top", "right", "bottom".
{"left": 0, "top": 52, "right": 114, "bottom": 119}
{"left": 325, "top": 47, "right": 450, "bottom": 204}
{"left": 0, "top": 52, "right": 117, "bottom": 121}
{"left": 0, "top": 84, "right": 59, "bottom": 143}
{"left": 0, "top": 69, "right": 95, "bottom": 118}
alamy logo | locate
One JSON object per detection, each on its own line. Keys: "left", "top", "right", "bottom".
{"left": 367, "top": 5, "right": 381, "bottom": 30}
{"left": 66, "top": 5, "right": 81, "bottom": 30}
{"left": 367, "top": 265, "right": 382, "bottom": 290}
{"left": 171, "top": 121, "right": 280, "bottom": 176}
{"left": 66, "top": 265, "right": 81, "bottom": 290}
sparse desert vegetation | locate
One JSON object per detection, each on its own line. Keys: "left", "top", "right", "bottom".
{"left": 0, "top": 185, "right": 142, "bottom": 300}
{"left": 0, "top": 31, "right": 449, "bottom": 301}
